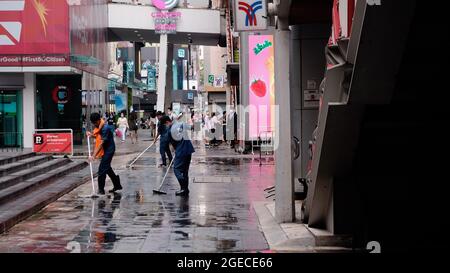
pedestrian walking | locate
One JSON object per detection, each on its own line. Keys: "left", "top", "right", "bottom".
{"left": 153, "top": 111, "right": 173, "bottom": 167}
{"left": 222, "top": 111, "right": 227, "bottom": 143}
{"left": 160, "top": 115, "right": 195, "bottom": 196}
{"left": 209, "top": 112, "right": 218, "bottom": 146}
{"left": 149, "top": 113, "right": 157, "bottom": 139}
{"left": 204, "top": 112, "right": 211, "bottom": 147}
{"left": 129, "top": 111, "right": 139, "bottom": 144}
{"left": 87, "top": 113, "right": 122, "bottom": 195}
{"left": 116, "top": 112, "right": 129, "bottom": 143}
{"left": 107, "top": 113, "right": 115, "bottom": 127}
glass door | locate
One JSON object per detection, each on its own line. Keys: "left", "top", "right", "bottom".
{"left": 0, "top": 90, "right": 23, "bottom": 148}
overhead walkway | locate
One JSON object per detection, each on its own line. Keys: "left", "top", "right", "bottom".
{"left": 107, "top": 0, "right": 225, "bottom": 45}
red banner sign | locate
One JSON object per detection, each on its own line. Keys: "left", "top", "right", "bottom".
{"left": 0, "top": 54, "right": 69, "bottom": 66}
{"left": 33, "top": 131, "right": 73, "bottom": 155}
{"left": 0, "top": 0, "right": 70, "bottom": 66}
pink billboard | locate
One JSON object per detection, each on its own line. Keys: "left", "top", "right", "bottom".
{"left": 248, "top": 34, "right": 275, "bottom": 139}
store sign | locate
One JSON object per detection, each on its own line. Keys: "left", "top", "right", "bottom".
{"left": 213, "top": 75, "right": 225, "bottom": 88}
{"left": 33, "top": 130, "right": 73, "bottom": 156}
{"left": 0, "top": 0, "right": 70, "bottom": 66}
{"left": 152, "top": 0, "right": 179, "bottom": 10}
{"left": 147, "top": 66, "right": 157, "bottom": 90}
{"left": 52, "top": 85, "right": 72, "bottom": 115}
{"left": 234, "top": 0, "right": 267, "bottom": 31}
{"left": 248, "top": 34, "right": 275, "bottom": 138}
{"left": 208, "top": 75, "right": 215, "bottom": 85}
{"left": 152, "top": 11, "right": 181, "bottom": 34}
{"left": 208, "top": 75, "right": 224, "bottom": 88}
{"left": 178, "top": 48, "right": 185, "bottom": 58}
{"left": 152, "top": 0, "right": 180, "bottom": 34}
{"left": 124, "top": 61, "right": 134, "bottom": 84}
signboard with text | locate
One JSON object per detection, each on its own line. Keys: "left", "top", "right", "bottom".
{"left": 33, "top": 129, "right": 73, "bottom": 156}
{"left": 234, "top": 0, "right": 267, "bottom": 32}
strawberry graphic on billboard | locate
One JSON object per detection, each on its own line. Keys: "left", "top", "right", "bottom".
{"left": 250, "top": 79, "right": 267, "bottom": 98}
{"left": 0, "top": 0, "right": 70, "bottom": 66}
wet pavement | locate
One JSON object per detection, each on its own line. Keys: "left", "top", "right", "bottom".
{"left": 0, "top": 131, "right": 275, "bottom": 253}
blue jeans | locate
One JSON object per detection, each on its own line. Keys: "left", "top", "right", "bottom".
{"left": 173, "top": 154, "right": 192, "bottom": 191}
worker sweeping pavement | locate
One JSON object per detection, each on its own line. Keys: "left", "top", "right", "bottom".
{"left": 159, "top": 115, "right": 195, "bottom": 196}
{"left": 87, "top": 112, "right": 123, "bottom": 195}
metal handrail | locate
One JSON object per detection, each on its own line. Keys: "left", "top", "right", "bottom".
{"left": 259, "top": 130, "right": 274, "bottom": 166}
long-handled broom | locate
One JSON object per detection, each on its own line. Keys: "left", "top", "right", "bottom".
{"left": 80, "top": 135, "right": 99, "bottom": 199}
{"left": 152, "top": 157, "right": 175, "bottom": 195}
{"left": 127, "top": 136, "right": 159, "bottom": 169}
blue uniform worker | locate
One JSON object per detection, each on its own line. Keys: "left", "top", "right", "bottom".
{"left": 160, "top": 116, "right": 195, "bottom": 196}
{"left": 157, "top": 120, "right": 173, "bottom": 166}
{"left": 89, "top": 113, "right": 122, "bottom": 195}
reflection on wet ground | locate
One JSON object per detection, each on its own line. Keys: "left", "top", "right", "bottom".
{"left": 0, "top": 144, "right": 275, "bottom": 253}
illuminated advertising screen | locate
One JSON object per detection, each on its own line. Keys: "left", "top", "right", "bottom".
{"left": 0, "top": 0, "right": 70, "bottom": 66}
{"left": 248, "top": 34, "right": 275, "bottom": 139}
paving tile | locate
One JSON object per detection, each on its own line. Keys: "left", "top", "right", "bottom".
{"left": 0, "top": 130, "right": 273, "bottom": 253}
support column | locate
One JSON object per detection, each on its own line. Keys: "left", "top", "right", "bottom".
{"left": 23, "top": 73, "right": 36, "bottom": 149}
{"left": 156, "top": 34, "right": 168, "bottom": 112}
{"left": 165, "top": 43, "right": 174, "bottom": 111}
{"left": 274, "top": 29, "right": 295, "bottom": 223}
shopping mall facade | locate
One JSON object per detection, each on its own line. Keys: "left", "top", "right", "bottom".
{"left": 0, "top": 0, "right": 225, "bottom": 149}
{"left": 0, "top": 0, "right": 116, "bottom": 148}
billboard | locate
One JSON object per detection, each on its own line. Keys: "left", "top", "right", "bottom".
{"left": 0, "top": 0, "right": 70, "bottom": 66}
{"left": 115, "top": 91, "right": 127, "bottom": 113}
{"left": 248, "top": 34, "right": 275, "bottom": 139}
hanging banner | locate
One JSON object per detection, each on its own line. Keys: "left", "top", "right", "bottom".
{"left": 248, "top": 34, "right": 275, "bottom": 139}
{"left": 234, "top": 0, "right": 267, "bottom": 32}
{"left": 0, "top": 0, "right": 70, "bottom": 66}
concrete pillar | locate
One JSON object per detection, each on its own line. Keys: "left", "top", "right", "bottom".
{"left": 165, "top": 43, "right": 174, "bottom": 111}
{"left": 156, "top": 34, "right": 168, "bottom": 112}
{"left": 274, "top": 29, "right": 295, "bottom": 223}
{"left": 22, "top": 73, "right": 36, "bottom": 149}
{"left": 239, "top": 33, "right": 249, "bottom": 147}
